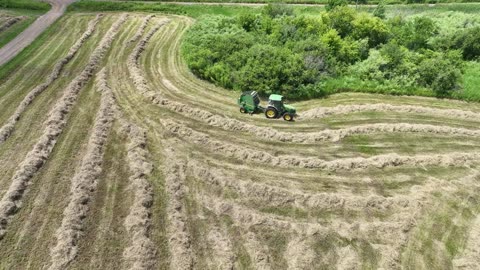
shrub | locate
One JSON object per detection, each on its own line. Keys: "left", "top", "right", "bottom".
{"left": 262, "top": 4, "right": 293, "bottom": 18}
{"left": 451, "top": 27, "right": 480, "bottom": 60}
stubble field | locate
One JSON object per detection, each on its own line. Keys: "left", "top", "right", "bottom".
{"left": 0, "top": 12, "right": 479, "bottom": 269}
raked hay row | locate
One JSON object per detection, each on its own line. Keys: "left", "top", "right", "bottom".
{"left": 0, "top": 12, "right": 479, "bottom": 270}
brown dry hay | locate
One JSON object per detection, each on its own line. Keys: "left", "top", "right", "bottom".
{"left": 48, "top": 67, "right": 116, "bottom": 270}
{"left": 0, "top": 13, "right": 126, "bottom": 241}
{"left": 163, "top": 120, "right": 480, "bottom": 171}
{"left": 163, "top": 146, "right": 194, "bottom": 270}
{"left": 0, "top": 14, "right": 102, "bottom": 144}
{"left": 301, "top": 103, "right": 480, "bottom": 122}
{"left": 127, "top": 14, "right": 155, "bottom": 44}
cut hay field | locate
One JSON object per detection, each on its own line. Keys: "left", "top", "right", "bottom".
{"left": 0, "top": 12, "right": 480, "bottom": 269}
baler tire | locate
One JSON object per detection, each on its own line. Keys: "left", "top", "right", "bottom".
{"left": 240, "top": 107, "right": 247, "bottom": 114}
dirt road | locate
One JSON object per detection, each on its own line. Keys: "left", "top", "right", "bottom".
{"left": 0, "top": 0, "right": 75, "bottom": 66}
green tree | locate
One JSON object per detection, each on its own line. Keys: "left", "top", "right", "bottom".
{"left": 323, "top": 6, "right": 356, "bottom": 37}
{"left": 262, "top": 4, "right": 294, "bottom": 18}
{"left": 326, "top": 0, "right": 348, "bottom": 11}
{"left": 352, "top": 13, "right": 389, "bottom": 47}
{"left": 451, "top": 27, "right": 480, "bottom": 60}
{"left": 373, "top": 1, "right": 386, "bottom": 19}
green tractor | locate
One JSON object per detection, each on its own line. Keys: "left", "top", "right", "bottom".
{"left": 237, "top": 91, "right": 296, "bottom": 121}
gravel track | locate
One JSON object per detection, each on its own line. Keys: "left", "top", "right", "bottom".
{"left": 0, "top": 0, "right": 77, "bottom": 66}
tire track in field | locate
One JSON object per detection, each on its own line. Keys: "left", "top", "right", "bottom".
{"left": 0, "top": 14, "right": 102, "bottom": 144}
{"left": 0, "top": 14, "right": 127, "bottom": 241}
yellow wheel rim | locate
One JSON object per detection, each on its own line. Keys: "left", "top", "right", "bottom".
{"left": 284, "top": 114, "right": 291, "bottom": 121}
{"left": 267, "top": 110, "right": 275, "bottom": 117}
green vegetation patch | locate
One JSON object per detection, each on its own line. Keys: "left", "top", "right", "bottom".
{"left": 182, "top": 3, "right": 480, "bottom": 101}
{"left": 0, "top": 0, "right": 50, "bottom": 11}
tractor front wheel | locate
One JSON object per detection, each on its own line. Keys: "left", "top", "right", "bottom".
{"left": 283, "top": 113, "right": 294, "bottom": 121}
{"left": 240, "top": 107, "right": 247, "bottom": 114}
{"left": 265, "top": 108, "right": 278, "bottom": 119}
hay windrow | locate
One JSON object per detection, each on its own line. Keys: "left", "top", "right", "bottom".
{"left": 128, "top": 19, "right": 169, "bottom": 95}
{"left": 145, "top": 82, "right": 480, "bottom": 144}
{"left": 285, "top": 237, "right": 316, "bottom": 270}
{"left": 127, "top": 14, "right": 155, "bottom": 44}
{"left": 206, "top": 226, "right": 235, "bottom": 270}
{"left": 301, "top": 103, "right": 480, "bottom": 121}
{"left": 163, "top": 147, "right": 194, "bottom": 270}
{"left": 164, "top": 120, "right": 480, "bottom": 171}
{"left": 48, "top": 68, "right": 116, "bottom": 270}
{"left": 189, "top": 160, "right": 413, "bottom": 215}
{"left": 0, "top": 14, "right": 102, "bottom": 144}
{"left": 0, "top": 14, "right": 126, "bottom": 241}
{"left": 243, "top": 232, "right": 272, "bottom": 270}
{"left": 121, "top": 121, "right": 157, "bottom": 270}
{"left": 0, "top": 16, "right": 24, "bottom": 32}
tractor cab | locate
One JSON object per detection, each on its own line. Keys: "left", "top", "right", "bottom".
{"left": 265, "top": 94, "right": 296, "bottom": 121}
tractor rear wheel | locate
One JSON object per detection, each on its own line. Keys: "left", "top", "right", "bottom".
{"left": 265, "top": 108, "right": 278, "bottom": 119}
{"left": 240, "top": 107, "right": 247, "bottom": 114}
{"left": 283, "top": 113, "right": 294, "bottom": 121}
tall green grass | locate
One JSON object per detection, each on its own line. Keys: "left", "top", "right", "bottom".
{"left": 0, "top": 0, "right": 49, "bottom": 11}
{"left": 68, "top": 1, "right": 260, "bottom": 17}
{"left": 460, "top": 62, "right": 480, "bottom": 101}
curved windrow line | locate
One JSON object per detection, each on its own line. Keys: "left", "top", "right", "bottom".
{"left": 48, "top": 68, "right": 116, "bottom": 270}
{"left": 189, "top": 160, "right": 415, "bottom": 216}
{"left": 128, "top": 19, "right": 169, "bottom": 95}
{"left": 0, "top": 14, "right": 103, "bottom": 144}
{"left": 163, "top": 120, "right": 480, "bottom": 171}
{"left": 301, "top": 103, "right": 480, "bottom": 122}
{"left": 127, "top": 14, "right": 155, "bottom": 44}
{"left": 274, "top": 123, "right": 480, "bottom": 143}
{"left": 0, "top": 14, "right": 127, "bottom": 241}
{"left": 126, "top": 29, "right": 480, "bottom": 145}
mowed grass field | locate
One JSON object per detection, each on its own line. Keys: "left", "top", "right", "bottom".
{"left": 0, "top": 11, "right": 480, "bottom": 270}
